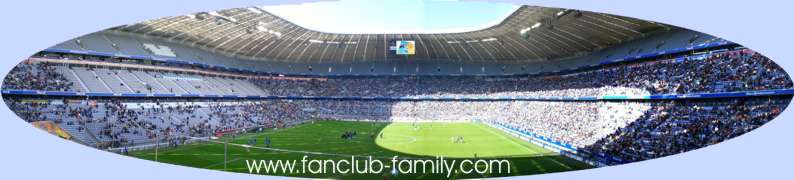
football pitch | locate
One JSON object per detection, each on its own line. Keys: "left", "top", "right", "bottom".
{"left": 377, "top": 122, "right": 552, "bottom": 158}
{"left": 128, "top": 121, "right": 591, "bottom": 179}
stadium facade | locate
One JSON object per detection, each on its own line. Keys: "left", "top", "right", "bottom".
{"left": 2, "top": 4, "right": 792, "bottom": 179}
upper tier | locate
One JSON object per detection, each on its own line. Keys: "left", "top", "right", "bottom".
{"left": 3, "top": 49, "right": 791, "bottom": 99}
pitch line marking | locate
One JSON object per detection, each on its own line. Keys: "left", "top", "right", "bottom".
{"left": 549, "top": 158, "right": 573, "bottom": 170}
{"left": 530, "top": 159, "right": 547, "bottom": 173}
{"left": 188, "top": 137, "right": 431, "bottom": 160}
{"left": 203, "top": 157, "right": 245, "bottom": 169}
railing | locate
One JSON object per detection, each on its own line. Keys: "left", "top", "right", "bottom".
{"left": 40, "top": 40, "right": 734, "bottom": 77}
{"left": 28, "top": 57, "right": 326, "bottom": 81}
{"left": 3, "top": 88, "right": 793, "bottom": 101}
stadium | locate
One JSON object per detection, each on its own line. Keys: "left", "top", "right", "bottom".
{"left": 1, "top": 1, "right": 792, "bottom": 179}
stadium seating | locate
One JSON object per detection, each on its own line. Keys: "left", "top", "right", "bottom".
{"left": 4, "top": 49, "right": 791, "bottom": 100}
{"left": 5, "top": 95, "right": 788, "bottom": 165}
{"left": 2, "top": 61, "right": 74, "bottom": 92}
{"left": 579, "top": 96, "right": 790, "bottom": 165}
{"left": 3, "top": 42, "right": 792, "bottom": 166}
{"left": 71, "top": 67, "right": 112, "bottom": 93}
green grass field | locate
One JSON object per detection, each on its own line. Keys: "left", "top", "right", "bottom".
{"left": 377, "top": 122, "right": 551, "bottom": 158}
{"left": 128, "top": 121, "right": 591, "bottom": 179}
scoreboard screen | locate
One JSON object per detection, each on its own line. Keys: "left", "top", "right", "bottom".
{"left": 395, "top": 41, "right": 415, "bottom": 55}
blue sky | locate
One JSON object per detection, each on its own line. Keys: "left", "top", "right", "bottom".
{"left": 260, "top": 0, "right": 519, "bottom": 34}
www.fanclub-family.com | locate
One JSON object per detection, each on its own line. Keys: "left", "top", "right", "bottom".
{"left": 245, "top": 156, "right": 511, "bottom": 178}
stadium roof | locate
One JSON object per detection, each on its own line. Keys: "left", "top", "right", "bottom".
{"left": 108, "top": 5, "right": 670, "bottom": 63}
{"left": 257, "top": 1, "right": 521, "bottom": 34}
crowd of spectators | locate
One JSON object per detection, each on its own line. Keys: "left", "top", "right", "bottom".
{"left": 250, "top": 49, "right": 791, "bottom": 98}
{"left": 4, "top": 94, "right": 790, "bottom": 164}
{"left": 2, "top": 61, "right": 73, "bottom": 91}
{"left": 4, "top": 98, "right": 318, "bottom": 147}
{"left": 577, "top": 96, "right": 789, "bottom": 165}
{"left": 383, "top": 101, "right": 650, "bottom": 148}
{"left": 3, "top": 48, "right": 791, "bottom": 165}
{"left": 4, "top": 49, "right": 791, "bottom": 99}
